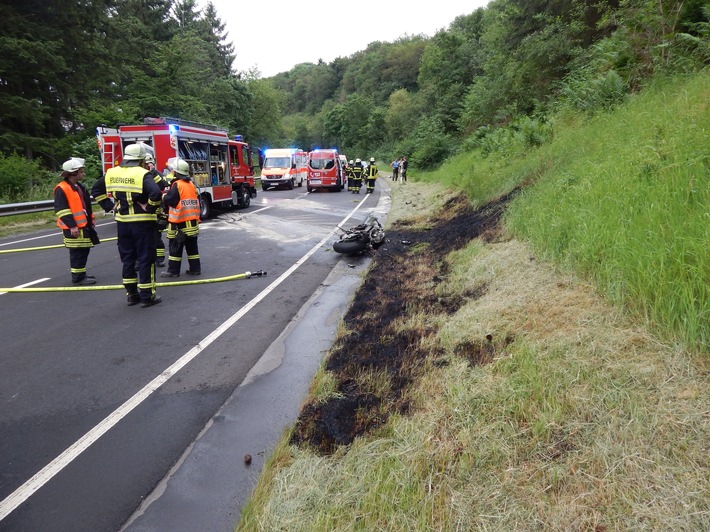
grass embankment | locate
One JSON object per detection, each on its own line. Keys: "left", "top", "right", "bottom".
{"left": 0, "top": 211, "right": 56, "bottom": 239}
{"left": 425, "top": 70, "right": 710, "bottom": 351}
{"left": 238, "top": 71, "right": 708, "bottom": 530}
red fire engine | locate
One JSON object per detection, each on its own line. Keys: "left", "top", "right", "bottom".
{"left": 96, "top": 117, "right": 259, "bottom": 218}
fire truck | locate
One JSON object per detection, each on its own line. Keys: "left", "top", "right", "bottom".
{"left": 96, "top": 117, "right": 259, "bottom": 219}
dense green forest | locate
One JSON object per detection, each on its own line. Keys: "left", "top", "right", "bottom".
{"left": 0, "top": 0, "right": 708, "bottom": 202}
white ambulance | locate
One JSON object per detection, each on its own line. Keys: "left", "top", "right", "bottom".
{"left": 260, "top": 148, "right": 308, "bottom": 190}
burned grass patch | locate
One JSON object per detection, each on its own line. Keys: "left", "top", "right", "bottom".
{"left": 289, "top": 191, "right": 516, "bottom": 455}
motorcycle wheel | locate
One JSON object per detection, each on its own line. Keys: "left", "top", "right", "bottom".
{"left": 333, "top": 239, "right": 368, "bottom": 255}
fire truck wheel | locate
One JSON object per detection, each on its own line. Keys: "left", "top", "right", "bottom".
{"left": 240, "top": 189, "right": 251, "bottom": 208}
{"left": 199, "top": 194, "right": 211, "bottom": 220}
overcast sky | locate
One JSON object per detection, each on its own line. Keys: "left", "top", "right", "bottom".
{"left": 199, "top": 0, "right": 491, "bottom": 78}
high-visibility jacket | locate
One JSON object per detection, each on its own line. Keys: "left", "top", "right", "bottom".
{"left": 367, "top": 164, "right": 378, "bottom": 179}
{"left": 167, "top": 179, "right": 200, "bottom": 224}
{"left": 351, "top": 165, "right": 364, "bottom": 180}
{"left": 95, "top": 165, "right": 162, "bottom": 222}
{"left": 54, "top": 180, "right": 94, "bottom": 229}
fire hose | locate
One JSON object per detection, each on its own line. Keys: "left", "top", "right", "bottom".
{"left": 0, "top": 270, "right": 267, "bottom": 292}
{"left": 0, "top": 237, "right": 118, "bottom": 254}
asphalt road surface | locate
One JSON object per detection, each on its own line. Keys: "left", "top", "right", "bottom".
{"left": 0, "top": 180, "right": 388, "bottom": 531}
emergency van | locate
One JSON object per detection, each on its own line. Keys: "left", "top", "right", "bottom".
{"left": 307, "top": 149, "right": 345, "bottom": 192}
{"left": 260, "top": 148, "right": 307, "bottom": 190}
{"left": 97, "top": 117, "right": 259, "bottom": 219}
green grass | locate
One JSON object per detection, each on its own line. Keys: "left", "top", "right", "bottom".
{"left": 421, "top": 70, "right": 710, "bottom": 351}
{"left": 0, "top": 210, "right": 57, "bottom": 238}
{"left": 505, "top": 71, "right": 710, "bottom": 350}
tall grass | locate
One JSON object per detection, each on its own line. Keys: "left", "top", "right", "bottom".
{"left": 422, "top": 70, "right": 710, "bottom": 351}
{"left": 505, "top": 71, "right": 710, "bottom": 350}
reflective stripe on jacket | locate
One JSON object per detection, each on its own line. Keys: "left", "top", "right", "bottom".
{"left": 168, "top": 179, "right": 200, "bottom": 224}
{"left": 54, "top": 180, "right": 92, "bottom": 229}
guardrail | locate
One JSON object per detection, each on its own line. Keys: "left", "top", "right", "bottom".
{"left": 0, "top": 200, "right": 55, "bottom": 217}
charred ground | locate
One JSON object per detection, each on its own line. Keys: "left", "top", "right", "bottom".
{"left": 290, "top": 191, "right": 518, "bottom": 455}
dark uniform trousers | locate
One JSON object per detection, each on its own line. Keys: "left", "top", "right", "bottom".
{"left": 67, "top": 241, "right": 91, "bottom": 282}
{"left": 166, "top": 219, "right": 201, "bottom": 275}
{"left": 118, "top": 221, "right": 157, "bottom": 301}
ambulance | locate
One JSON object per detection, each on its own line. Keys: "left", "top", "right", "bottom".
{"left": 96, "top": 117, "right": 259, "bottom": 218}
{"left": 307, "top": 149, "right": 345, "bottom": 192}
{"left": 260, "top": 148, "right": 308, "bottom": 190}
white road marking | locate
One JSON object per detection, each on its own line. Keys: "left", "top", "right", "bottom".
{"left": 0, "top": 278, "right": 51, "bottom": 297}
{"left": 0, "top": 221, "right": 116, "bottom": 247}
{"left": 0, "top": 194, "right": 369, "bottom": 521}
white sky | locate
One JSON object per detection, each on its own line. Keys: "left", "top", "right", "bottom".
{"left": 200, "top": 0, "right": 491, "bottom": 78}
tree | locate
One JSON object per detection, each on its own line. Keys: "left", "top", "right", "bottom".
{"left": 0, "top": 0, "right": 111, "bottom": 163}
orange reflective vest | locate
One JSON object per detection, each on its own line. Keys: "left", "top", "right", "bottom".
{"left": 54, "top": 180, "right": 93, "bottom": 229}
{"left": 167, "top": 179, "right": 200, "bottom": 224}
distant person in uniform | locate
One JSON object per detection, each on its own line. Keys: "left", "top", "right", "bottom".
{"left": 365, "top": 157, "right": 378, "bottom": 193}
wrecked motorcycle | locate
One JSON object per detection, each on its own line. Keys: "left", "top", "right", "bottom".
{"left": 333, "top": 214, "right": 385, "bottom": 255}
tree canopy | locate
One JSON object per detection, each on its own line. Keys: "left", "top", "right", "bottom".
{"left": 0, "top": 0, "right": 707, "bottom": 194}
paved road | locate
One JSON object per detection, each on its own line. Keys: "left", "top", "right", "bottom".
{"left": 0, "top": 181, "right": 389, "bottom": 531}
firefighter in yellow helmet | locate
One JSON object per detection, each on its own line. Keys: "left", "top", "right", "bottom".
{"left": 160, "top": 159, "right": 201, "bottom": 278}
{"left": 92, "top": 143, "right": 163, "bottom": 307}
{"left": 54, "top": 158, "right": 99, "bottom": 285}
{"left": 365, "top": 157, "right": 378, "bottom": 193}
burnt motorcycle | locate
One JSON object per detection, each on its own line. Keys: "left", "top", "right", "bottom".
{"left": 333, "top": 214, "right": 386, "bottom": 255}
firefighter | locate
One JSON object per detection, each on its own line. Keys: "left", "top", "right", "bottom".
{"left": 365, "top": 157, "right": 378, "bottom": 194}
{"left": 351, "top": 158, "right": 364, "bottom": 193}
{"left": 92, "top": 143, "right": 163, "bottom": 307}
{"left": 145, "top": 153, "right": 169, "bottom": 267}
{"left": 160, "top": 159, "right": 201, "bottom": 278}
{"left": 53, "top": 158, "right": 99, "bottom": 285}
{"left": 347, "top": 159, "right": 357, "bottom": 193}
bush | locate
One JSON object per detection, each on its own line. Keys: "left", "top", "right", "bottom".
{"left": 0, "top": 154, "right": 52, "bottom": 202}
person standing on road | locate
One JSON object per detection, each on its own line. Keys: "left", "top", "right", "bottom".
{"left": 347, "top": 159, "right": 357, "bottom": 193}
{"left": 160, "top": 159, "right": 201, "bottom": 278}
{"left": 365, "top": 157, "right": 378, "bottom": 194}
{"left": 390, "top": 158, "right": 399, "bottom": 181}
{"left": 145, "top": 153, "right": 169, "bottom": 267}
{"left": 54, "top": 158, "right": 99, "bottom": 285}
{"left": 351, "top": 158, "right": 364, "bottom": 193}
{"left": 92, "top": 143, "right": 163, "bottom": 307}
{"left": 400, "top": 156, "right": 408, "bottom": 183}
